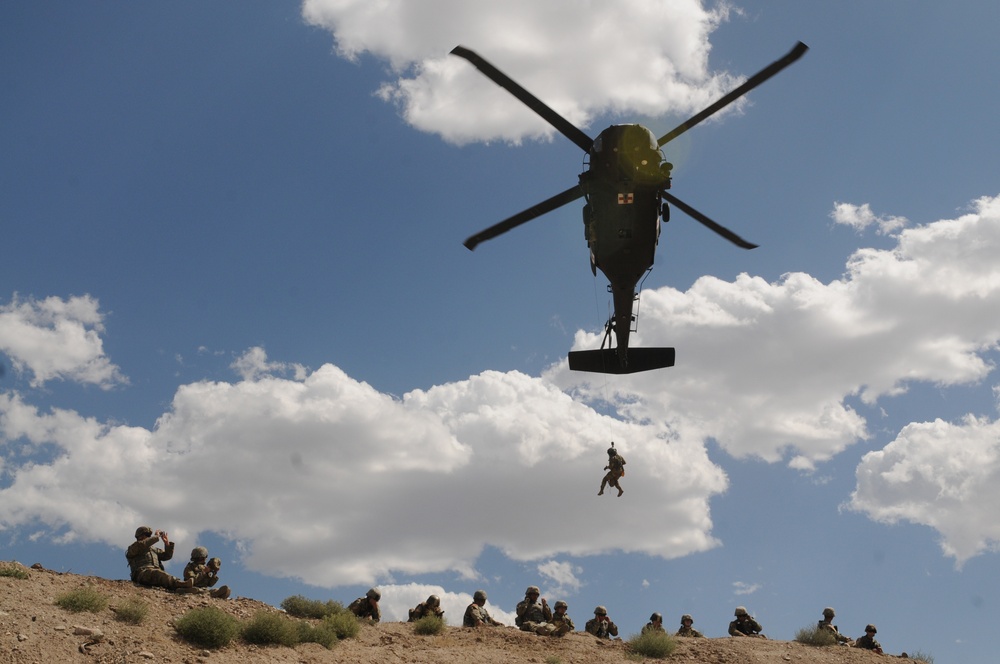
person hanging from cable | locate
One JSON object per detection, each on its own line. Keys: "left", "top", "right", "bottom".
{"left": 598, "top": 442, "right": 626, "bottom": 497}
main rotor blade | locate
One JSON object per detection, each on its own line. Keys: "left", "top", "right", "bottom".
{"left": 464, "top": 184, "right": 584, "bottom": 251}
{"left": 451, "top": 46, "right": 594, "bottom": 153}
{"left": 658, "top": 41, "right": 808, "bottom": 147}
{"left": 663, "top": 192, "right": 758, "bottom": 249}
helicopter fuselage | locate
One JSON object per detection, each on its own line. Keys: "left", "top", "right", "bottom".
{"left": 581, "top": 124, "right": 670, "bottom": 358}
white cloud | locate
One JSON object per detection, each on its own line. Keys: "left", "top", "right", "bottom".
{"left": 0, "top": 294, "right": 126, "bottom": 389}
{"left": 830, "top": 202, "right": 907, "bottom": 235}
{"left": 231, "top": 346, "right": 308, "bottom": 381}
{"left": 732, "top": 581, "right": 761, "bottom": 596}
{"left": 0, "top": 352, "right": 726, "bottom": 588}
{"left": 850, "top": 412, "right": 1000, "bottom": 564}
{"left": 549, "top": 194, "right": 1000, "bottom": 468}
{"left": 537, "top": 559, "right": 584, "bottom": 598}
{"left": 302, "top": 0, "right": 742, "bottom": 144}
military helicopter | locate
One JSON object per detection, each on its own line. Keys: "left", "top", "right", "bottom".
{"left": 453, "top": 42, "right": 807, "bottom": 374}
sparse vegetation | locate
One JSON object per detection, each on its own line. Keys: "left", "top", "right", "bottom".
{"left": 54, "top": 585, "right": 108, "bottom": 613}
{"left": 280, "top": 594, "right": 345, "bottom": 619}
{"left": 112, "top": 595, "right": 149, "bottom": 624}
{"left": 295, "top": 619, "right": 340, "bottom": 649}
{"left": 412, "top": 615, "right": 446, "bottom": 635}
{"left": 0, "top": 563, "right": 29, "bottom": 580}
{"left": 241, "top": 610, "right": 300, "bottom": 647}
{"left": 910, "top": 650, "right": 935, "bottom": 664}
{"left": 174, "top": 605, "right": 241, "bottom": 649}
{"left": 322, "top": 611, "right": 361, "bottom": 640}
{"left": 626, "top": 630, "right": 678, "bottom": 659}
{"left": 544, "top": 656, "right": 564, "bottom": 664}
{"left": 794, "top": 625, "right": 838, "bottom": 647}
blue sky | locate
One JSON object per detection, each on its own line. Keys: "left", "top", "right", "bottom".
{"left": 2, "top": 1, "right": 1000, "bottom": 661}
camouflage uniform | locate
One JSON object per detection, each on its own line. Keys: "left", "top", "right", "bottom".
{"left": 729, "top": 606, "right": 765, "bottom": 637}
{"left": 675, "top": 613, "right": 703, "bottom": 637}
{"left": 598, "top": 447, "right": 626, "bottom": 497}
{"left": 515, "top": 586, "right": 553, "bottom": 632}
{"left": 125, "top": 527, "right": 190, "bottom": 591}
{"left": 183, "top": 548, "right": 220, "bottom": 588}
{"left": 854, "top": 625, "right": 883, "bottom": 653}
{"left": 408, "top": 595, "right": 444, "bottom": 622}
{"left": 585, "top": 606, "right": 619, "bottom": 639}
{"left": 539, "top": 601, "right": 574, "bottom": 636}
{"left": 464, "top": 590, "right": 501, "bottom": 627}
{"left": 349, "top": 588, "right": 381, "bottom": 622}
{"left": 816, "top": 608, "right": 851, "bottom": 644}
{"left": 642, "top": 612, "right": 665, "bottom": 635}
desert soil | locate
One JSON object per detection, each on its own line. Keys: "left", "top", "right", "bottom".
{"left": 1, "top": 562, "right": 898, "bottom": 664}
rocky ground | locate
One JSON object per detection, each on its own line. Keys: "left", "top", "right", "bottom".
{"left": 1, "top": 562, "right": 902, "bottom": 664}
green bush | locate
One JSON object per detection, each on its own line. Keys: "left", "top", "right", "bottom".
{"left": 296, "top": 620, "right": 339, "bottom": 649}
{"left": 794, "top": 625, "right": 838, "bottom": 646}
{"left": 54, "top": 586, "right": 108, "bottom": 613}
{"left": 627, "top": 630, "right": 678, "bottom": 659}
{"left": 322, "top": 611, "right": 360, "bottom": 640}
{"left": 174, "top": 606, "right": 241, "bottom": 649}
{"left": 412, "top": 615, "right": 446, "bottom": 635}
{"left": 241, "top": 611, "right": 300, "bottom": 647}
{"left": 113, "top": 596, "right": 149, "bottom": 624}
{"left": 280, "top": 595, "right": 344, "bottom": 619}
{"left": 0, "top": 563, "right": 29, "bottom": 580}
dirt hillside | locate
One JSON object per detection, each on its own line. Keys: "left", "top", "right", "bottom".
{"left": 1, "top": 562, "right": 898, "bottom": 664}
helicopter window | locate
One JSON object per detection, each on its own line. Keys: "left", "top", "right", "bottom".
{"left": 593, "top": 135, "right": 603, "bottom": 153}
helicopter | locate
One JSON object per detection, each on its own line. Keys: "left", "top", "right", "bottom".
{"left": 453, "top": 42, "right": 808, "bottom": 374}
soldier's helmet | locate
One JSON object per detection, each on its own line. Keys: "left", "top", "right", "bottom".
{"left": 734, "top": 606, "right": 748, "bottom": 617}
{"left": 473, "top": 590, "right": 488, "bottom": 602}
{"left": 525, "top": 585, "right": 540, "bottom": 596}
{"left": 208, "top": 557, "right": 221, "bottom": 568}
{"left": 366, "top": 588, "right": 381, "bottom": 601}
{"left": 865, "top": 624, "right": 877, "bottom": 634}
{"left": 191, "top": 546, "right": 208, "bottom": 560}
{"left": 594, "top": 606, "right": 608, "bottom": 616}
{"left": 681, "top": 614, "right": 693, "bottom": 624}
{"left": 650, "top": 612, "right": 662, "bottom": 622}
{"left": 426, "top": 594, "right": 440, "bottom": 607}
{"left": 135, "top": 526, "right": 153, "bottom": 539}
{"left": 822, "top": 607, "right": 835, "bottom": 618}
{"left": 554, "top": 600, "right": 568, "bottom": 610}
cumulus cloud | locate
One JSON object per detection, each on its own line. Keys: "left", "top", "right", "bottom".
{"left": 0, "top": 350, "right": 726, "bottom": 587}
{"left": 302, "top": 0, "right": 743, "bottom": 144}
{"left": 549, "top": 194, "right": 1000, "bottom": 470}
{"left": 830, "top": 202, "right": 907, "bottom": 235}
{"left": 732, "top": 581, "right": 761, "bottom": 596}
{"left": 0, "top": 294, "right": 126, "bottom": 389}
{"left": 850, "top": 413, "right": 1000, "bottom": 565}
{"left": 537, "top": 559, "right": 584, "bottom": 597}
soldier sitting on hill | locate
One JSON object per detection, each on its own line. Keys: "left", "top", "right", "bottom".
{"left": 349, "top": 588, "right": 381, "bottom": 622}
{"left": 676, "top": 614, "right": 704, "bottom": 637}
{"left": 125, "top": 526, "right": 194, "bottom": 592}
{"left": 817, "top": 607, "right": 852, "bottom": 645}
{"left": 585, "top": 605, "right": 619, "bottom": 639}
{"left": 515, "top": 585, "right": 553, "bottom": 632}
{"left": 728, "top": 606, "right": 766, "bottom": 638}
{"left": 183, "top": 546, "right": 231, "bottom": 599}
{"left": 854, "top": 624, "right": 883, "bottom": 654}
{"left": 642, "top": 612, "right": 665, "bottom": 634}
{"left": 409, "top": 594, "right": 444, "bottom": 622}
{"left": 464, "top": 590, "right": 503, "bottom": 627}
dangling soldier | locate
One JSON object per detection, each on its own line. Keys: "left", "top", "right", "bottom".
{"left": 598, "top": 443, "right": 626, "bottom": 497}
